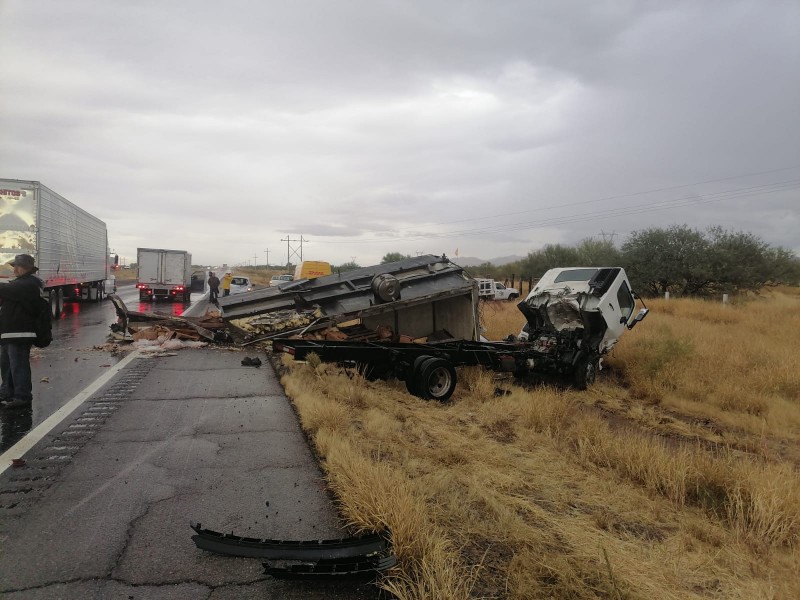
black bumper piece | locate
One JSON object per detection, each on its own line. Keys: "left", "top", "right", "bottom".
{"left": 190, "top": 522, "right": 390, "bottom": 560}
{"left": 263, "top": 552, "right": 398, "bottom": 579}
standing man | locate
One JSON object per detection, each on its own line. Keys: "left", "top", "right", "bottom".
{"left": 208, "top": 271, "right": 220, "bottom": 306}
{"left": 221, "top": 271, "right": 233, "bottom": 297}
{"left": 0, "top": 254, "right": 43, "bottom": 409}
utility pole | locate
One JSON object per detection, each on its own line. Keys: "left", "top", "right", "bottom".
{"left": 281, "top": 235, "right": 307, "bottom": 266}
{"left": 253, "top": 253, "right": 258, "bottom": 268}
{"left": 599, "top": 230, "right": 617, "bottom": 244}
{"left": 263, "top": 249, "right": 270, "bottom": 268}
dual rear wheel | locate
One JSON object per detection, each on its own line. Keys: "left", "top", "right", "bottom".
{"left": 405, "top": 355, "right": 457, "bottom": 401}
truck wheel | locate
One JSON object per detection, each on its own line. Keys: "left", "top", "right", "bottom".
{"left": 49, "top": 289, "right": 64, "bottom": 320}
{"left": 416, "top": 357, "right": 457, "bottom": 402}
{"left": 572, "top": 355, "right": 598, "bottom": 390}
{"left": 508, "top": 293, "right": 519, "bottom": 301}
{"left": 49, "top": 290, "right": 58, "bottom": 319}
{"left": 405, "top": 355, "right": 432, "bottom": 397}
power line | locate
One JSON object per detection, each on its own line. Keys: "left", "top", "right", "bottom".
{"left": 400, "top": 164, "right": 800, "bottom": 230}
{"left": 315, "top": 177, "right": 800, "bottom": 245}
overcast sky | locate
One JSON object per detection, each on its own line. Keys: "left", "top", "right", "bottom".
{"left": 1, "top": 0, "right": 798, "bottom": 268}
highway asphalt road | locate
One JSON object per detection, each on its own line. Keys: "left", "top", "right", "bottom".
{"left": 0, "top": 303, "right": 382, "bottom": 599}
{"left": 0, "top": 281, "right": 206, "bottom": 451}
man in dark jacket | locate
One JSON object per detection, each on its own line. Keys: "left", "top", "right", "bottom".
{"left": 0, "top": 254, "right": 43, "bottom": 409}
{"left": 207, "top": 272, "right": 220, "bottom": 306}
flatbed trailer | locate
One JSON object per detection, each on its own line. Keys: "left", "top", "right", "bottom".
{"left": 274, "top": 337, "right": 589, "bottom": 401}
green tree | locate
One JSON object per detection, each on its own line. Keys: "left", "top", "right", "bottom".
{"left": 621, "top": 225, "right": 710, "bottom": 295}
{"left": 518, "top": 244, "right": 580, "bottom": 279}
{"left": 766, "top": 247, "right": 800, "bottom": 285}
{"left": 464, "top": 262, "right": 502, "bottom": 280}
{"left": 381, "top": 252, "right": 412, "bottom": 264}
{"left": 334, "top": 261, "right": 361, "bottom": 273}
{"left": 574, "top": 237, "right": 621, "bottom": 266}
{"left": 706, "top": 227, "right": 770, "bottom": 293}
{"left": 707, "top": 227, "right": 800, "bottom": 291}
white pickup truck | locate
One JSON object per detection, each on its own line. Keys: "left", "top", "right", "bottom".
{"left": 476, "top": 278, "right": 520, "bottom": 301}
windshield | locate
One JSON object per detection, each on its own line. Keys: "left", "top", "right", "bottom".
{"left": 231, "top": 277, "right": 248, "bottom": 285}
{"left": 553, "top": 268, "right": 598, "bottom": 283}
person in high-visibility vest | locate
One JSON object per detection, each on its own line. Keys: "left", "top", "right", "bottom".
{"left": 221, "top": 272, "right": 233, "bottom": 297}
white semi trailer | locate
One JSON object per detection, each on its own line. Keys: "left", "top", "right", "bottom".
{"left": 0, "top": 178, "right": 115, "bottom": 319}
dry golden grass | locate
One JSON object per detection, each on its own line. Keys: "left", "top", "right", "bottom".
{"left": 278, "top": 290, "right": 800, "bottom": 599}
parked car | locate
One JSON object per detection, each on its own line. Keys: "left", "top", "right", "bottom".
{"left": 269, "top": 274, "right": 294, "bottom": 287}
{"left": 229, "top": 276, "right": 253, "bottom": 295}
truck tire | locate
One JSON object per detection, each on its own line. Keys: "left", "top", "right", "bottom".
{"left": 49, "top": 289, "right": 64, "bottom": 320}
{"left": 572, "top": 355, "right": 598, "bottom": 390}
{"left": 416, "top": 357, "right": 457, "bottom": 402}
{"left": 508, "top": 293, "right": 519, "bottom": 301}
{"left": 405, "top": 355, "right": 432, "bottom": 397}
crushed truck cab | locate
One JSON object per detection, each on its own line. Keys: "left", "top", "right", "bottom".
{"left": 517, "top": 267, "right": 649, "bottom": 387}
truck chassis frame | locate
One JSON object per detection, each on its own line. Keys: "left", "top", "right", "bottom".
{"left": 274, "top": 336, "right": 599, "bottom": 401}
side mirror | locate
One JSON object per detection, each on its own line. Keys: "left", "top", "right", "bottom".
{"left": 626, "top": 308, "right": 649, "bottom": 330}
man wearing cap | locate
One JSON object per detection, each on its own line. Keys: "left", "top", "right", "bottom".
{"left": 0, "top": 254, "right": 43, "bottom": 409}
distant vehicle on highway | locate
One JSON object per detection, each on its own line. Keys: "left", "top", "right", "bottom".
{"left": 229, "top": 276, "right": 253, "bottom": 295}
{"left": 269, "top": 274, "right": 294, "bottom": 287}
{"left": 136, "top": 248, "right": 193, "bottom": 302}
{"left": 294, "top": 261, "right": 332, "bottom": 280}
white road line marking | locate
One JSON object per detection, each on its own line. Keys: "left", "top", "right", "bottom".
{"left": 0, "top": 350, "right": 142, "bottom": 476}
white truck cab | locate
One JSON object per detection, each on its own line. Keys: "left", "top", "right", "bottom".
{"left": 516, "top": 267, "right": 649, "bottom": 388}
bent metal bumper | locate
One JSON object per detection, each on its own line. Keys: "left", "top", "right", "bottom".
{"left": 190, "top": 521, "right": 390, "bottom": 560}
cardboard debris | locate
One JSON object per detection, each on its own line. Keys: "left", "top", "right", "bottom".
{"left": 109, "top": 294, "right": 226, "bottom": 349}
{"left": 230, "top": 309, "right": 319, "bottom": 337}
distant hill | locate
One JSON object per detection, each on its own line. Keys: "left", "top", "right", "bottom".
{"left": 452, "top": 255, "right": 523, "bottom": 267}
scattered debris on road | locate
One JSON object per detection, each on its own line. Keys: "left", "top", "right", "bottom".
{"left": 108, "top": 294, "right": 229, "bottom": 353}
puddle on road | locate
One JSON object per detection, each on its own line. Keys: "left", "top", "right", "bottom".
{"left": 0, "top": 407, "right": 32, "bottom": 452}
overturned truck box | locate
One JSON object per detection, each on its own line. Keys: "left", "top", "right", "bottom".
{"left": 218, "top": 254, "right": 480, "bottom": 342}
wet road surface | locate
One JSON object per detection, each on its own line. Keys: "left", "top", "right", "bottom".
{"left": 0, "top": 282, "right": 206, "bottom": 451}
